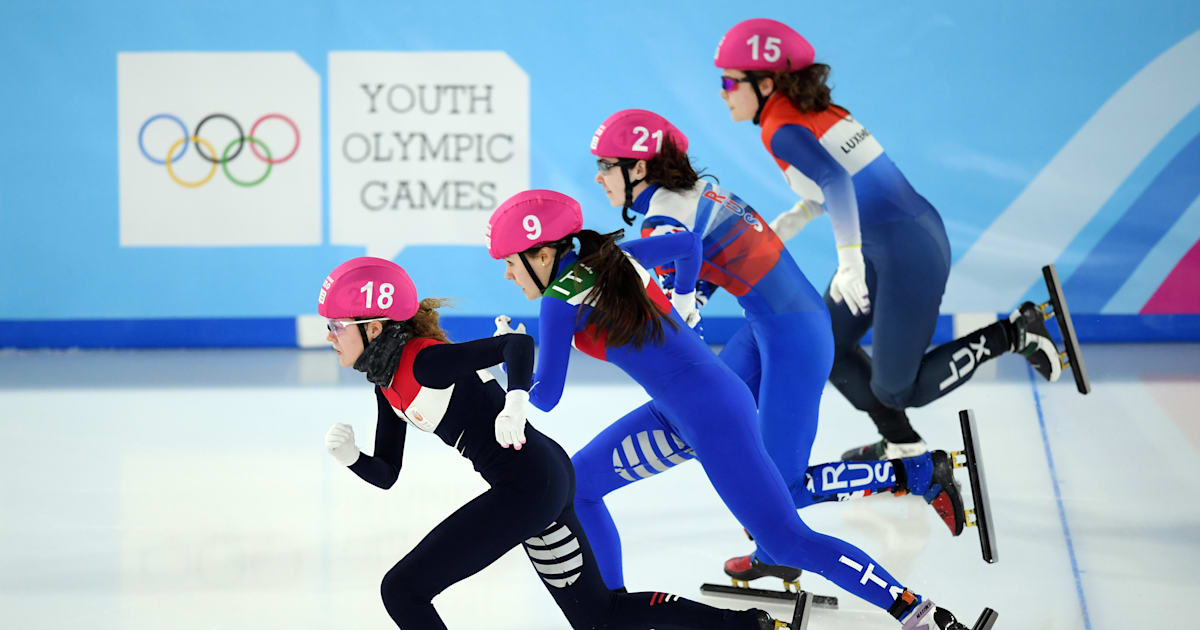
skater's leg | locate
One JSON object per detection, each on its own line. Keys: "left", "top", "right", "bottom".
{"left": 717, "top": 321, "right": 763, "bottom": 404}
{"left": 531, "top": 502, "right": 768, "bottom": 630}
{"left": 665, "top": 365, "right": 910, "bottom": 611}
{"left": 571, "top": 401, "right": 696, "bottom": 590}
{"left": 752, "top": 310, "right": 832, "bottom": 509}
{"left": 381, "top": 437, "right": 566, "bottom": 629}
{"left": 865, "top": 209, "right": 1009, "bottom": 412}
{"left": 897, "top": 319, "right": 1012, "bottom": 407}
{"left": 825, "top": 256, "right": 923, "bottom": 446}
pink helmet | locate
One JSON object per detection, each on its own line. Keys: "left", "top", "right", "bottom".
{"left": 318, "top": 257, "right": 419, "bottom": 321}
{"left": 590, "top": 109, "right": 689, "bottom": 159}
{"left": 486, "top": 189, "right": 584, "bottom": 259}
{"left": 714, "top": 18, "right": 814, "bottom": 72}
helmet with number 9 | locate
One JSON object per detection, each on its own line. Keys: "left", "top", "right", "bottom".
{"left": 714, "top": 18, "right": 814, "bottom": 72}
{"left": 486, "top": 189, "right": 584, "bottom": 259}
{"left": 318, "top": 256, "right": 419, "bottom": 321}
{"left": 590, "top": 109, "right": 689, "bottom": 160}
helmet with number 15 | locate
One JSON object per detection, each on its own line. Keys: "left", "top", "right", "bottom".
{"left": 715, "top": 18, "right": 815, "bottom": 124}
{"left": 318, "top": 257, "right": 419, "bottom": 321}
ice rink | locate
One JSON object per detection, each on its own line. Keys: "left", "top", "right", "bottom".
{"left": 1, "top": 342, "right": 1196, "bottom": 629}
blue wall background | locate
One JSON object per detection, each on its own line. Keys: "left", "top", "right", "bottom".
{"left": 2, "top": 1, "right": 1198, "bottom": 347}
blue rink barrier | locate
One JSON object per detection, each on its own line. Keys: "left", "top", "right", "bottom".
{"left": 1, "top": 314, "right": 1198, "bottom": 349}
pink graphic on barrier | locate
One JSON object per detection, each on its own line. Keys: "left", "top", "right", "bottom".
{"left": 1142, "top": 237, "right": 1200, "bottom": 314}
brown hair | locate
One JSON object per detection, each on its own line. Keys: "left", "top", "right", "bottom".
{"left": 527, "top": 230, "right": 677, "bottom": 348}
{"left": 378, "top": 297, "right": 452, "bottom": 342}
{"left": 643, "top": 138, "right": 705, "bottom": 192}
{"left": 767, "top": 63, "right": 836, "bottom": 113}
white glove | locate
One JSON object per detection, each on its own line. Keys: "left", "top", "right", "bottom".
{"left": 769, "top": 199, "right": 826, "bottom": 241}
{"left": 495, "top": 389, "right": 529, "bottom": 450}
{"left": 493, "top": 315, "right": 526, "bottom": 336}
{"left": 325, "top": 423, "right": 361, "bottom": 466}
{"left": 829, "top": 246, "right": 871, "bottom": 317}
{"left": 670, "top": 290, "right": 702, "bottom": 329}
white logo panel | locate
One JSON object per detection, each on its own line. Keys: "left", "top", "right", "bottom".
{"left": 117, "top": 52, "right": 321, "bottom": 247}
{"left": 328, "top": 51, "right": 530, "bottom": 259}
{"left": 818, "top": 117, "right": 884, "bottom": 176}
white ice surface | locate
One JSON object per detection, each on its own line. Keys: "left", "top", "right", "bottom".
{"left": 0, "top": 344, "right": 1196, "bottom": 629}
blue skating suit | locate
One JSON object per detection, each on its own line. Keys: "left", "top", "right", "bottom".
{"left": 532, "top": 246, "right": 912, "bottom": 611}
{"left": 594, "top": 180, "right": 840, "bottom": 566}
{"left": 759, "top": 92, "right": 959, "bottom": 414}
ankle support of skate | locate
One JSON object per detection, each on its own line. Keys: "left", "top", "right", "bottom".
{"left": 888, "top": 589, "right": 918, "bottom": 620}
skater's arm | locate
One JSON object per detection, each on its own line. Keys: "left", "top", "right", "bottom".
{"left": 411, "top": 335, "right": 534, "bottom": 392}
{"left": 770, "top": 124, "right": 861, "bottom": 250}
{"left": 621, "top": 229, "right": 702, "bottom": 296}
{"left": 527, "top": 298, "right": 575, "bottom": 412}
{"left": 346, "top": 385, "right": 408, "bottom": 489}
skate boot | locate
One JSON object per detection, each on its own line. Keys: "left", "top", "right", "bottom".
{"left": 895, "top": 451, "right": 967, "bottom": 536}
{"left": 841, "top": 438, "right": 928, "bottom": 461}
{"left": 889, "top": 590, "right": 998, "bottom": 630}
{"left": 1009, "top": 301, "right": 1061, "bottom": 382}
{"left": 724, "top": 554, "right": 801, "bottom": 587}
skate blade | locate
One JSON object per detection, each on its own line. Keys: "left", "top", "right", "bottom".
{"left": 1041, "top": 264, "right": 1091, "bottom": 394}
{"left": 700, "top": 583, "right": 838, "bottom": 609}
{"left": 958, "top": 409, "right": 998, "bottom": 564}
{"left": 789, "top": 591, "right": 813, "bottom": 630}
{"left": 972, "top": 607, "right": 999, "bottom": 630}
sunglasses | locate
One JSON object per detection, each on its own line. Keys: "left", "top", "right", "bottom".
{"left": 720, "top": 75, "right": 755, "bottom": 92}
{"left": 326, "top": 316, "right": 390, "bottom": 335}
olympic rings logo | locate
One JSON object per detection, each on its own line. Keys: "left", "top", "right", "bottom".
{"left": 137, "top": 113, "right": 300, "bottom": 188}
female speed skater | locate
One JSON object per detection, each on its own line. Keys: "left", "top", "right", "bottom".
{"left": 317, "top": 256, "right": 790, "bottom": 629}
{"left": 486, "top": 188, "right": 994, "bottom": 629}
{"left": 714, "top": 17, "right": 1071, "bottom": 461}
{"left": 582, "top": 108, "right": 971, "bottom": 590}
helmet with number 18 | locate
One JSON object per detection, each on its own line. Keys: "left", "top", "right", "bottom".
{"left": 318, "top": 257, "right": 419, "bottom": 321}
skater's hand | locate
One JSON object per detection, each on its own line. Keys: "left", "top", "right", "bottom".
{"left": 493, "top": 315, "right": 526, "bottom": 337}
{"left": 769, "top": 199, "right": 825, "bottom": 241}
{"left": 829, "top": 246, "right": 871, "bottom": 317}
{"left": 494, "top": 390, "right": 529, "bottom": 450}
{"left": 670, "top": 290, "right": 702, "bottom": 329}
{"left": 325, "top": 423, "right": 361, "bottom": 466}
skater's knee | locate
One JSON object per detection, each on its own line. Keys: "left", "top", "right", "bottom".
{"left": 381, "top": 564, "right": 430, "bottom": 607}
{"left": 571, "top": 458, "right": 614, "bottom": 503}
{"left": 871, "top": 380, "right": 917, "bottom": 410}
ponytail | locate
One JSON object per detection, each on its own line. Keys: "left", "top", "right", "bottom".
{"left": 528, "top": 230, "right": 678, "bottom": 348}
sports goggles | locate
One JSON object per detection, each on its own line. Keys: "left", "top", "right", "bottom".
{"left": 326, "top": 316, "right": 391, "bottom": 335}
{"left": 596, "top": 158, "right": 637, "bottom": 173}
{"left": 721, "top": 75, "right": 755, "bottom": 92}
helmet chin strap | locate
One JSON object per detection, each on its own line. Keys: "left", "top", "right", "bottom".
{"left": 619, "top": 162, "right": 644, "bottom": 226}
{"left": 746, "top": 71, "right": 769, "bottom": 125}
{"left": 519, "top": 246, "right": 566, "bottom": 295}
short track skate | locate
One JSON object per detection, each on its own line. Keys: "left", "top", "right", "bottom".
{"left": 1039, "top": 264, "right": 1091, "bottom": 394}
{"left": 954, "top": 409, "right": 997, "bottom": 563}
{"left": 700, "top": 561, "right": 838, "bottom": 610}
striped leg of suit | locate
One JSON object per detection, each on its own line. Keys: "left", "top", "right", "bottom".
{"left": 571, "top": 401, "right": 696, "bottom": 590}
{"left": 524, "top": 506, "right": 762, "bottom": 630}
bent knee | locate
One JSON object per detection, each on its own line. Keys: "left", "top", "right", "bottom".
{"left": 871, "top": 380, "right": 917, "bottom": 410}
{"left": 381, "top": 564, "right": 429, "bottom": 606}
